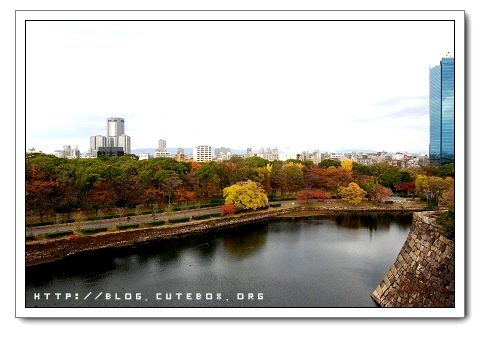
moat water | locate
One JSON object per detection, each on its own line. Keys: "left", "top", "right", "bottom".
{"left": 25, "top": 212, "right": 412, "bottom": 308}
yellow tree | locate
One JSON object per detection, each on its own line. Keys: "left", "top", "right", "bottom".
{"left": 341, "top": 159, "right": 353, "bottom": 172}
{"left": 339, "top": 182, "right": 366, "bottom": 205}
{"left": 223, "top": 180, "right": 269, "bottom": 211}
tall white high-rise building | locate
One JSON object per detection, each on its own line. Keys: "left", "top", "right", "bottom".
{"left": 103, "top": 117, "right": 131, "bottom": 154}
{"left": 193, "top": 145, "right": 212, "bottom": 162}
{"left": 107, "top": 117, "right": 125, "bottom": 138}
{"left": 90, "top": 135, "right": 107, "bottom": 156}
{"left": 117, "top": 134, "right": 131, "bottom": 155}
{"left": 158, "top": 139, "right": 167, "bottom": 152}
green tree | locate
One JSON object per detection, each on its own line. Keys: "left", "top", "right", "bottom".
{"left": 438, "top": 162, "right": 455, "bottom": 178}
{"left": 223, "top": 180, "right": 268, "bottom": 211}
{"left": 378, "top": 168, "right": 401, "bottom": 190}
{"left": 281, "top": 162, "right": 305, "bottom": 195}
{"left": 320, "top": 159, "right": 341, "bottom": 168}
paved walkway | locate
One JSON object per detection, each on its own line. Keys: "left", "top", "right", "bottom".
{"left": 27, "top": 205, "right": 226, "bottom": 236}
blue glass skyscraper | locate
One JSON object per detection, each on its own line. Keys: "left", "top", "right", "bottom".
{"left": 429, "top": 57, "right": 454, "bottom": 165}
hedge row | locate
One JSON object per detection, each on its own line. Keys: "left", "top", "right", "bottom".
{"left": 147, "top": 220, "right": 166, "bottom": 227}
{"left": 31, "top": 219, "right": 76, "bottom": 227}
{"left": 81, "top": 227, "right": 108, "bottom": 235}
{"left": 45, "top": 230, "right": 73, "bottom": 238}
{"left": 116, "top": 223, "right": 140, "bottom": 231}
{"left": 85, "top": 215, "right": 117, "bottom": 221}
{"left": 269, "top": 203, "right": 282, "bottom": 208}
{"left": 192, "top": 214, "right": 211, "bottom": 220}
{"left": 168, "top": 217, "right": 190, "bottom": 224}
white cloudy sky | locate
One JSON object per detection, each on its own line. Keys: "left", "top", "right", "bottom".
{"left": 25, "top": 19, "right": 454, "bottom": 154}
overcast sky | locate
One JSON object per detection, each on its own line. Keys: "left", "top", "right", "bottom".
{"left": 25, "top": 20, "right": 454, "bottom": 154}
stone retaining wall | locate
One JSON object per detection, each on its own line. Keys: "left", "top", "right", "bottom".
{"left": 26, "top": 206, "right": 423, "bottom": 267}
{"left": 371, "top": 211, "right": 454, "bottom": 307}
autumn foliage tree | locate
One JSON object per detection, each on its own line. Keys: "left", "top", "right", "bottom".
{"left": 297, "top": 189, "right": 331, "bottom": 203}
{"left": 416, "top": 175, "right": 453, "bottom": 210}
{"left": 339, "top": 182, "right": 367, "bottom": 205}
{"left": 223, "top": 180, "right": 268, "bottom": 211}
{"left": 368, "top": 184, "right": 392, "bottom": 204}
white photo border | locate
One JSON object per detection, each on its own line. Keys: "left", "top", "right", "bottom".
{"left": 15, "top": 9, "right": 465, "bottom": 318}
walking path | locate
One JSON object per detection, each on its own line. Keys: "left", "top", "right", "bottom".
{"left": 27, "top": 205, "right": 225, "bottom": 236}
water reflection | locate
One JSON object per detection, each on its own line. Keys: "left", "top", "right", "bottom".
{"left": 223, "top": 223, "right": 268, "bottom": 258}
{"left": 332, "top": 212, "right": 412, "bottom": 231}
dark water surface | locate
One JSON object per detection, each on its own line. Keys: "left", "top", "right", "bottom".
{"left": 26, "top": 213, "right": 412, "bottom": 308}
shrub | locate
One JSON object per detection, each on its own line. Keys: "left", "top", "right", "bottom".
{"left": 85, "top": 215, "right": 116, "bottom": 221}
{"left": 116, "top": 223, "right": 140, "bottom": 231}
{"left": 269, "top": 203, "right": 282, "bottom": 208}
{"left": 81, "top": 227, "right": 108, "bottom": 235}
{"left": 46, "top": 230, "right": 74, "bottom": 239}
{"left": 148, "top": 220, "right": 166, "bottom": 227}
{"left": 168, "top": 217, "right": 190, "bottom": 224}
{"left": 31, "top": 221, "right": 54, "bottom": 227}
{"left": 385, "top": 200, "right": 394, "bottom": 205}
{"left": 192, "top": 214, "right": 212, "bottom": 220}
{"left": 26, "top": 235, "right": 35, "bottom": 241}
{"left": 209, "top": 213, "right": 222, "bottom": 218}
{"left": 222, "top": 204, "right": 237, "bottom": 214}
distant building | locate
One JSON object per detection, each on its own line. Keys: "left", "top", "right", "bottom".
{"left": 263, "top": 147, "right": 279, "bottom": 161}
{"left": 157, "top": 139, "right": 167, "bottom": 152}
{"left": 90, "top": 135, "right": 107, "bottom": 156}
{"left": 26, "top": 147, "right": 39, "bottom": 154}
{"left": 154, "top": 151, "right": 172, "bottom": 158}
{"left": 429, "top": 56, "right": 454, "bottom": 165}
{"left": 97, "top": 146, "right": 125, "bottom": 157}
{"left": 216, "top": 147, "right": 232, "bottom": 161}
{"left": 53, "top": 145, "right": 80, "bottom": 159}
{"left": 193, "top": 145, "right": 212, "bottom": 162}
{"left": 139, "top": 153, "right": 152, "bottom": 160}
{"left": 176, "top": 148, "right": 185, "bottom": 162}
{"left": 117, "top": 134, "right": 131, "bottom": 154}
{"left": 107, "top": 117, "right": 125, "bottom": 139}
{"left": 296, "top": 150, "right": 321, "bottom": 164}
{"left": 104, "top": 117, "right": 131, "bottom": 154}
{"left": 330, "top": 153, "right": 344, "bottom": 161}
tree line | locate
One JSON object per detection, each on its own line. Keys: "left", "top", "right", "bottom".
{"left": 25, "top": 153, "right": 455, "bottom": 221}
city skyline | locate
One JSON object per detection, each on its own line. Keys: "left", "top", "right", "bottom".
{"left": 25, "top": 20, "right": 454, "bottom": 155}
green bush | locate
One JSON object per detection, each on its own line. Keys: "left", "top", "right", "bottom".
{"left": 31, "top": 221, "right": 54, "bottom": 227}
{"left": 437, "top": 211, "right": 455, "bottom": 239}
{"left": 26, "top": 235, "right": 35, "bottom": 241}
{"left": 148, "top": 220, "right": 166, "bottom": 227}
{"left": 192, "top": 214, "right": 211, "bottom": 220}
{"left": 209, "top": 213, "right": 222, "bottom": 217}
{"left": 269, "top": 203, "right": 282, "bottom": 208}
{"left": 85, "top": 215, "right": 117, "bottom": 221}
{"left": 46, "top": 230, "right": 74, "bottom": 238}
{"left": 269, "top": 196, "right": 296, "bottom": 201}
{"left": 81, "top": 227, "right": 108, "bottom": 235}
{"left": 385, "top": 201, "right": 394, "bottom": 205}
{"left": 116, "top": 223, "right": 140, "bottom": 231}
{"left": 168, "top": 217, "right": 190, "bottom": 224}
